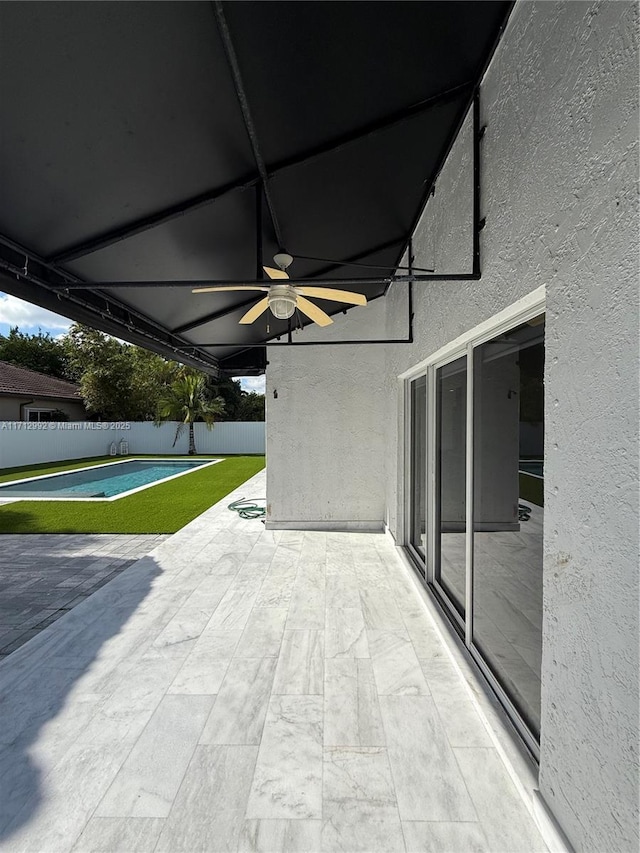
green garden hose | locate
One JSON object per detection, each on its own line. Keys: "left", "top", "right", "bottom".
{"left": 227, "top": 497, "right": 266, "bottom": 520}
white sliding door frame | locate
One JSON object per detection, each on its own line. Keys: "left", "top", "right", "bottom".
{"left": 400, "top": 286, "right": 546, "bottom": 758}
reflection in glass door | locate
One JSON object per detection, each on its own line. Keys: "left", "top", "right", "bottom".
{"left": 472, "top": 319, "right": 545, "bottom": 738}
{"left": 406, "top": 311, "right": 545, "bottom": 752}
{"left": 435, "top": 356, "right": 467, "bottom": 617}
{"left": 409, "top": 375, "right": 427, "bottom": 570}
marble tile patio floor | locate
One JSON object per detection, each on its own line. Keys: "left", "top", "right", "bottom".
{"left": 0, "top": 471, "right": 549, "bottom": 852}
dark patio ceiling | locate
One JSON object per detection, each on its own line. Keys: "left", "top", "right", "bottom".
{"left": 0, "top": 1, "right": 512, "bottom": 376}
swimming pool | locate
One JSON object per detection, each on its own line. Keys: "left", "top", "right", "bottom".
{"left": 519, "top": 460, "right": 543, "bottom": 478}
{"left": 0, "top": 458, "right": 222, "bottom": 501}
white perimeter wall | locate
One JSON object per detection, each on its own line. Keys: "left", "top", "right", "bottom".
{"left": 0, "top": 421, "right": 265, "bottom": 468}
{"left": 265, "top": 2, "right": 639, "bottom": 850}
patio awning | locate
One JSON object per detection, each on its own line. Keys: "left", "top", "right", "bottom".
{"left": 0, "top": 1, "right": 512, "bottom": 376}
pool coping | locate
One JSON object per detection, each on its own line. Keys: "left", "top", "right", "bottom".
{"left": 0, "top": 457, "right": 223, "bottom": 502}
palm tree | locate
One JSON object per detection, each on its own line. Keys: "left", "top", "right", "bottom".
{"left": 154, "top": 373, "right": 225, "bottom": 454}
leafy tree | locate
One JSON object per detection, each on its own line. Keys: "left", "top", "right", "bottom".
{"left": 204, "top": 376, "right": 265, "bottom": 421}
{"left": 127, "top": 347, "right": 181, "bottom": 421}
{"left": 155, "top": 372, "right": 225, "bottom": 454}
{"left": 0, "top": 327, "right": 68, "bottom": 378}
{"left": 63, "top": 324, "right": 180, "bottom": 420}
{"left": 5, "top": 321, "right": 263, "bottom": 424}
{"left": 203, "top": 376, "right": 244, "bottom": 421}
{"left": 63, "top": 325, "right": 135, "bottom": 419}
{"left": 238, "top": 391, "right": 265, "bottom": 421}
{"left": 49, "top": 409, "right": 70, "bottom": 422}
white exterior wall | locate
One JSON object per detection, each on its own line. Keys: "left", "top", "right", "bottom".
{"left": 0, "top": 421, "right": 265, "bottom": 468}
{"left": 265, "top": 299, "right": 387, "bottom": 529}
{"left": 0, "top": 396, "right": 86, "bottom": 421}
{"left": 264, "top": 2, "right": 639, "bottom": 850}
{"left": 387, "top": 4, "right": 639, "bottom": 850}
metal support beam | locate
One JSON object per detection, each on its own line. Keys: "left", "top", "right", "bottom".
{"left": 294, "top": 236, "right": 432, "bottom": 276}
{"left": 0, "top": 237, "right": 219, "bottom": 372}
{"left": 387, "top": 86, "right": 482, "bottom": 290}
{"left": 171, "top": 295, "right": 257, "bottom": 335}
{"left": 191, "top": 239, "right": 417, "bottom": 349}
{"left": 46, "top": 83, "right": 472, "bottom": 266}
{"left": 407, "top": 238, "right": 414, "bottom": 344}
{"left": 172, "top": 236, "right": 407, "bottom": 335}
{"left": 392, "top": 4, "right": 514, "bottom": 285}
{"left": 48, "top": 173, "right": 259, "bottom": 265}
{"left": 192, "top": 339, "right": 414, "bottom": 348}
{"left": 268, "top": 80, "right": 472, "bottom": 179}
{"left": 255, "top": 183, "right": 263, "bottom": 279}
{"left": 213, "top": 1, "right": 283, "bottom": 249}
{"left": 52, "top": 272, "right": 480, "bottom": 290}
{"left": 473, "top": 90, "right": 481, "bottom": 277}
{"left": 392, "top": 92, "right": 476, "bottom": 286}
{"left": 171, "top": 235, "right": 423, "bottom": 336}
{"left": 191, "top": 261, "right": 415, "bottom": 349}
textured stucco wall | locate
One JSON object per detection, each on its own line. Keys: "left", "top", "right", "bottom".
{"left": 384, "top": 2, "right": 639, "bottom": 850}
{"left": 523, "top": 4, "right": 638, "bottom": 852}
{"left": 265, "top": 0, "right": 638, "bottom": 847}
{"left": 265, "top": 299, "right": 388, "bottom": 527}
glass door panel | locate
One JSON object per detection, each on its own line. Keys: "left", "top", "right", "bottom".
{"left": 472, "top": 319, "right": 545, "bottom": 737}
{"left": 435, "top": 356, "right": 467, "bottom": 616}
{"left": 409, "top": 375, "right": 427, "bottom": 570}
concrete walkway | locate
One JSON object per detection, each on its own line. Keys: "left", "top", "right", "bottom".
{"left": 0, "top": 471, "right": 549, "bottom": 852}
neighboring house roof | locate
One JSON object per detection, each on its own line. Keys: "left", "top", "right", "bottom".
{"left": 0, "top": 360, "right": 82, "bottom": 401}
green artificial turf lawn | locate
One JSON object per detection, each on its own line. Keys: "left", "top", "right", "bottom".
{"left": 0, "top": 455, "right": 265, "bottom": 534}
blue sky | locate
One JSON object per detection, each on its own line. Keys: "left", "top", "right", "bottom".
{"left": 0, "top": 292, "right": 266, "bottom": 394}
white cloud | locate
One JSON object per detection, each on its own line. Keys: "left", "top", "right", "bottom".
{"left": 235, "top": 375, "right": 266, "bottom": 395}
{"left": 0, "top": 293, "right": 72, "bottom": 333}
{"left": 0, "top": 296, "right": 267, "bottom": 395}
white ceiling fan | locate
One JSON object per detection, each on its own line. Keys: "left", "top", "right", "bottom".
{"left": 192, "top": 252, "right": 367, "bottom": 327}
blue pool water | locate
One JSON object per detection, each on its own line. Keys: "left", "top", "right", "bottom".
{"left": 0, "top": 460, "right": 212, "bottom": 499}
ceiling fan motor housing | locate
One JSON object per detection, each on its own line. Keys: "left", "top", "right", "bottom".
{"left": 268, "top": 284, "right": 297, "bottom": 319}
{"left": 273, "top": 252, "right": 293, "bottom": 271}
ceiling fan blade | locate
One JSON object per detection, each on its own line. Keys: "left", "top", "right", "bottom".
{"left": 239, "top": 297, "right": 270, "bottom": 324}
{"left": 263, "top": 266, "right": 289, "bottom": 280}
{"left": 296, "top": 287, "right": 367, "bottom": 306}
{"left": 296, "top": 295, "right": 333, "bottom": 327}
{"left": 192, "top": 285, "right": 269, "bottom": 293}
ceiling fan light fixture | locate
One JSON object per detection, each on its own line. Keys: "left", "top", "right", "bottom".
{"left": 268, "top": 284, "right": 297, "bottom": 320}
{"left": 194, "top": 253, "right": 365, "bottom": 328}
{"left": 273, "top": 252, "right": 293, "bottom": 271}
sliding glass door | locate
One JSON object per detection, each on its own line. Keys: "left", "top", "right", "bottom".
{"left": 434, "top": 356, "right": 467, "bottom": 618}
{"left": 472, "top": 319, "right": 544, "bottom": 737}
{"left": 409, "top": 375, "right": 427, "bottom": 571}
{"left": 406, "top": 312, "right": 545, "bottom": 752}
